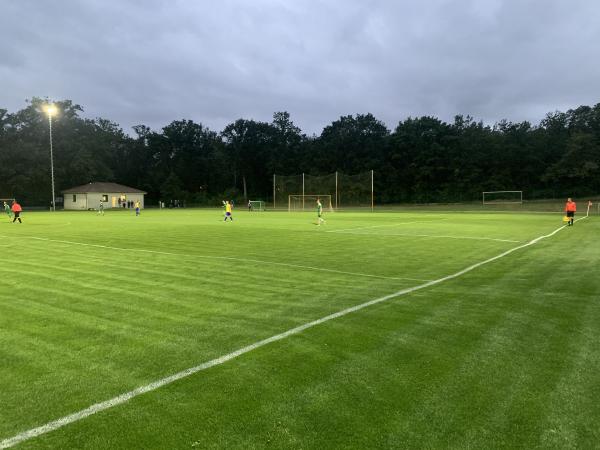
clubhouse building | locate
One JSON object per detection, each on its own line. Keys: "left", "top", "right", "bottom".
{"left": 62, "top": 182, "right": 146, "bottom": 210}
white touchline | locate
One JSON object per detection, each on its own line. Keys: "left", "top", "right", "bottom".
{"left": 326, "top": 218, "right": 448, "bottom": 233}
{"left": 327, "top": 231, "right": 520, "bottom": 243}
{"left": 0, "top": 217, "right": 588, "bottom": 449}
{"left": 0, "top": 236, "right": 431, "bottom": 283}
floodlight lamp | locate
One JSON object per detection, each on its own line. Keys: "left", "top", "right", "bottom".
{"left": 45, "top": 104, "right": 57, "bottom": 116}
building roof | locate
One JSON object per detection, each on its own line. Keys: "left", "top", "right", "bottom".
{"left": 61, "top": 182, "right": 147, "bottom": 194}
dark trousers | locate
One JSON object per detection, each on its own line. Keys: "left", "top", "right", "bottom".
{"left": 12, "top": 212, "right": 21, "bottom": 223}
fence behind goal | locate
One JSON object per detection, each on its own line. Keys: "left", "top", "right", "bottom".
{"left": 274, "top": 171, "right": 374, "bottom": 210}
{"left": 288, "top": 195, "right": 334, "bottom": 212}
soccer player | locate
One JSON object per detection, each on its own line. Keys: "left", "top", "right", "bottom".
{"left": 11, "top": 200, "right": 22, "bottom": 223}
{"left": 98, "top": 200, "right": 105, "bottom": 215}
{"left": 4, "top": 201, "right": 12, "bottom": 220}
{"left": 565, "top": 197, "right": 576, "bottom": 226}
{"left": 135, "top": 200, "right": 141, "bottom": 216}
{"left": 248, "top": 200, "right": 252, "bottom": 211}
{"left": 224, "top": 200, "right": 233, "bottom": 221}
{"left": 316, "top": 198, "right": 325, "bottom": 226}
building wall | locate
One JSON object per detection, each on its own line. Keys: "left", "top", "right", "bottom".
{"left": 64, "top": 193, "right": 88, "bottom": 210}
{"left": 105, "top": 193, "right": 145, "bottom": 210}
{"left": 64, "top": 192, "right": 145, "bottom": 210}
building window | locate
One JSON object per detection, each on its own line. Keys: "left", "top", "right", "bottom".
{"left": 102, "top": 195, "right": 108, "bottom": 202}
{"left": 72, "top": 194, "right": 77, "bottom": 202}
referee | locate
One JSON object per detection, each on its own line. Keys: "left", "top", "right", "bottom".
{"left": 11, "top": 200, "right": 22, "bottom": 223}
{"left": 565, "top": 198, "right": 576, "bottom": 226}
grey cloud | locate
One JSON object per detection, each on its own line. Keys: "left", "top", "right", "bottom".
{"left": 1, "top": 0, "right": 599, "bottom": 135}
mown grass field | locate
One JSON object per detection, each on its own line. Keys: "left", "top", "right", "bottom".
{"left": 1, "top": 208, "right": 599, "bottom": 449}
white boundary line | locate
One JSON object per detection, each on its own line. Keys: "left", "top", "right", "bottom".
{"left": 0, "top": 235, "right": 431, "bottom": 283}
{"left": 325, "top": 219, "right": 448, "bottom": 233}
{"left": 0, "top": 218, "right": 587, "bottom": 449}
{"left": 327, "top": 231, "right": 520, "bottom": 243}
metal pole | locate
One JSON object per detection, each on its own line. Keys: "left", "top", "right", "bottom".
{"left": 371, "top": 170, "right": 374, "bottom": 212}
{"left": 302, "top": 173, "right": 305, "bottom": 211}
{"left": 273, "top": 174, "right": 276, "bottom": 209}
{"left": 49, "top": 115, "right": 56, "bottom": 211}
{"left": 335, "top": 171, "right": 338, "bottom": 209}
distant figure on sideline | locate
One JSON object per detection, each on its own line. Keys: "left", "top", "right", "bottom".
{"left": 224, "top": 201, "right": 233, "bottom": 221}
{"left": 135, "top": 200, "right": 141, "bottom": 216}
{"left": 248, "top": 200, "right": 253, "bottom": 211}
{"left": 565, "top": 198, "right": 576, "bottom": 226}
{"left": 11, "top": 200, "right": 22, "bottom": 223}
{"left": 4, "top": 201, "right": 12, "bottom": 220}
{"left": 98, "top": 200, "right": 105, "bottom": 215}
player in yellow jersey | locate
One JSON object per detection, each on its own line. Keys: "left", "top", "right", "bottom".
{"left": 223, "top": 200, "right": 233, "bottom": 221}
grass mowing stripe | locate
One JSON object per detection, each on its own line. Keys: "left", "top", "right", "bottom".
{"left": 14, "top": 245, "right": 402, "bottom": 292}
{"left": 327, "top": 231, "right": 521, "bottom": 243}
{"left": 0, "top": 219, "right": 585, "bottom": 449}
{"left": 325, "top": 219, "right": 448, "bottom": 233}
{"left": 0, "top": 235, "right": 431, "bottom": 283}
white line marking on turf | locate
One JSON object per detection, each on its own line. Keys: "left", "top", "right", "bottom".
{"left": 326, "top": 219, "right": 448, "bottom": 233}
{"left": 0, "top": 217, "right": 587, "bottom": 449}
{"left": 328, "top": 231, "right": 520, "bottom": 243}
{"left": 0, "top": 235, "right": 431, "bottom": 283}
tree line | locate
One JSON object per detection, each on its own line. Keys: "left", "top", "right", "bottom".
{"left": 1, "top": 97, "right": 599, "bottom": 206}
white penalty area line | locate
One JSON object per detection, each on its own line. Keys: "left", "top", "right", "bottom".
{"left": 0, "top": 217, "right": 587, "bottom": 449}
{"left": 328, "top": 231, "right": 520, "bottom": 243}
{"left": 0, "top": 235, "right": 430, "bottom": 283}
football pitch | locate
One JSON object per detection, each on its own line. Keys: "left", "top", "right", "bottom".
{"left": 1, "top": 208, "right": 599, "bottom": 449}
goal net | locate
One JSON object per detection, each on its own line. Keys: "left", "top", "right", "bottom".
{"left": 482, "top": 191, "right": 523, "bottom": 204}
{"left": 289, "top": 195, "right": 334, "bottom": 212}
{"left": 248, "top": 200, "right": 265, "bottom": 211}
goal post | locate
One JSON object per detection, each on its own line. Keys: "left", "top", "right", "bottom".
{"left": 248, "top": 200, "right": 265, "bottom": 211}
{"left": 288, "top": 195, "right": 334, "bottom": 212}
{"left": 482, "top": 191, "right": 523, "bottom": 204}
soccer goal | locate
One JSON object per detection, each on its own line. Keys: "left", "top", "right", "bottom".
{"left": 288, "top": 195, "right": 334, "bottom": 212}
{"left": 482, "top": 191, "right": 523, "bottom": 204}
{"left": 248, "top": 200, "right": 265, "bottom": 211}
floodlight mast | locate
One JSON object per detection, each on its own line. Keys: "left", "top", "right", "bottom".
{"left": 45, "top": 104, "right": 57, "bottom": 211}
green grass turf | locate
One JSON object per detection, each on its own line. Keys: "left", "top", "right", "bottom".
{"left": 0, "top": 208, "right": 598, "bottom": 449}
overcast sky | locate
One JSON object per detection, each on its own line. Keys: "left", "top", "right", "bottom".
{"left": 1, "top": 0, "right": 599, "bottom": 135}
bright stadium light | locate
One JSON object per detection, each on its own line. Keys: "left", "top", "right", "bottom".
{"left": 45, "top": 104, "right": 57, "bottom": 116}
{"left": 44, "top": 103, "right": 57, "bottom": 211}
